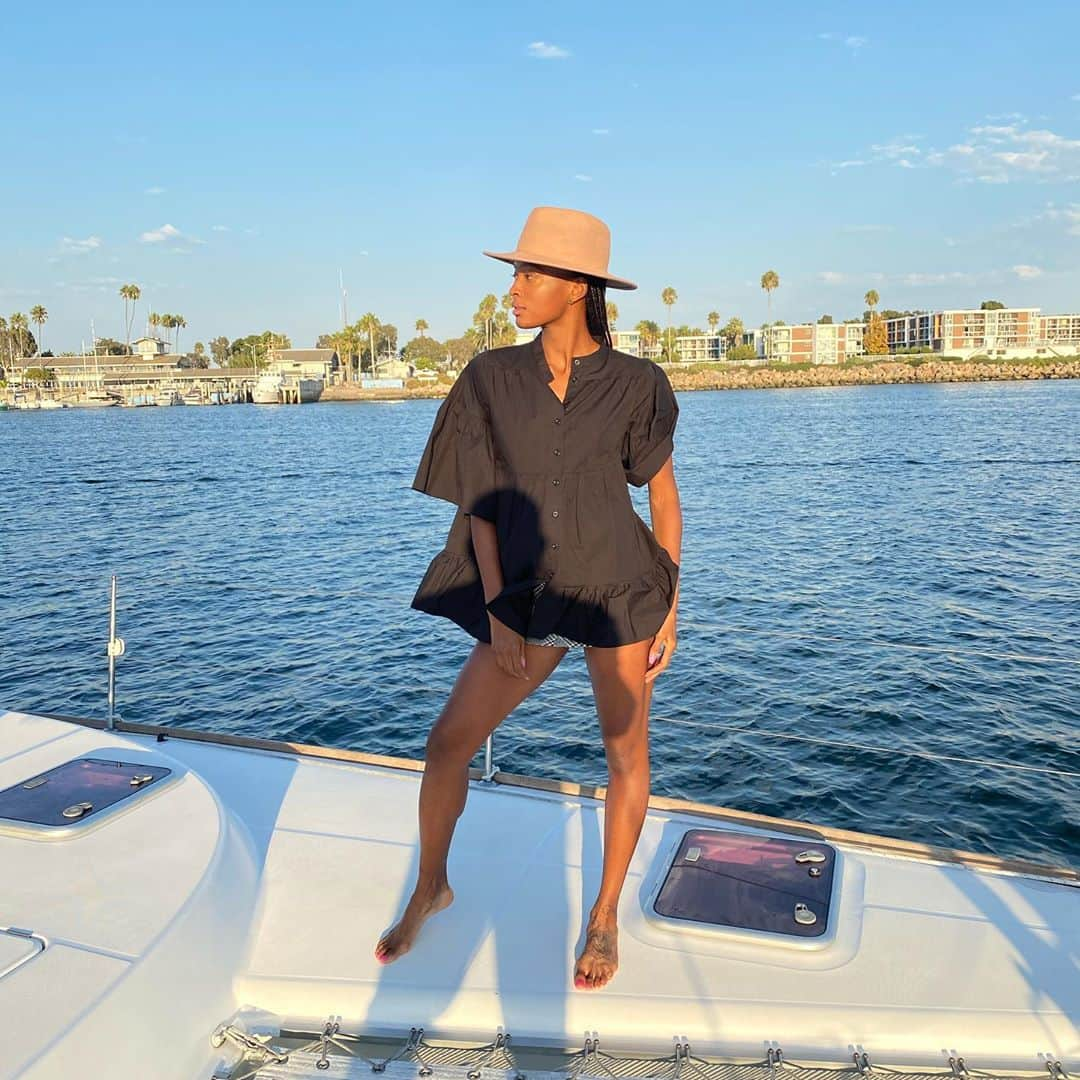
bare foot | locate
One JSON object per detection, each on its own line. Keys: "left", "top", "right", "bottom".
{"left": 374, "top": 882, "right": 454, "bottom": 964}
{"left": 574, "top": 907, "right": 619, "bottom": 990}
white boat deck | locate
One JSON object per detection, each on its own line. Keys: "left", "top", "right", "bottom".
{"left": 0, "top": 710, "right": 1076, "bottom": 1079}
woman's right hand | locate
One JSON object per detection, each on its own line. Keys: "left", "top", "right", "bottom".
{"left": 489, "top": 615, "right": 529, "bottom": 679}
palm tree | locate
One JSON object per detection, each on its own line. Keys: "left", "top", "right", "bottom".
{"left": 415, "top": 318, "right": 429, "bottom": 338}
{"left": 119, "top": 284, "right": 141, "bottom": 353}
{"left": 148, "top": 312, "right": 162, "bottom": 343}
{"left": 721, "top": 316, "right": 745, "bottom": 351}
{"left": 0, "top": 316, "right": 8, "bottom": 372}
{"left": 479, "top": 294, "right": 498, "bottom": 351}
{"left": 661, "top": 287, "right": 677, "bottom": 360}
{"left": 635, "top": 319, "right": 661, "bottom": 359}
{"left": 30, "top": 305, "right": 48, "bottom": 355}
{"left": 606, "top": 301, "right": 619, "bottom": 331}
{"left": 761, "top": 271, "right": 780, "bottom": 319}
{"left": 864, "top": 289, "right": 879, "bottom": 315}
{"left": 357, "top": 313, "right": 380, "bottom": 375}
{"left": 707, "top": 310, "right": 720, "bottom": 336}
{"left": 173, "top": 315, "right": 187, "bottom": 356}
{"left": 10, "top": 313, "right": 29, "bottom": 358}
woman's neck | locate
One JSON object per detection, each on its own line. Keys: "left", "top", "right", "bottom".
{"left": 539, "top": 309, "right": 598, "bottom": 372}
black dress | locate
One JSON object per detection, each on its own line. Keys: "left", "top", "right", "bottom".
{"left": 410, "top": 332, "right": 680, "bottom": 648}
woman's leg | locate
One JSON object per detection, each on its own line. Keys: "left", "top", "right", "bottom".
{"left": 575, "top": 637, "right": 654, "bottom": 989}
{"left": 375, "top": 640, "right": 569, "bottom": 963}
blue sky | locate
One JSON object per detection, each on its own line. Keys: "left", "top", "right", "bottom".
{"left": 3, "top": 0, "right": 1078, "bottom": 353}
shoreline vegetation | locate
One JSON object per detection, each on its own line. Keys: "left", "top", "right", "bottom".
{"left": 321, "top": 355, "right": 1080, "bottom": 402}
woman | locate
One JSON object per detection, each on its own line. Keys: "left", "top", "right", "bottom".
{"left": 375, "top": 206, "right": 683, "bottom": 992}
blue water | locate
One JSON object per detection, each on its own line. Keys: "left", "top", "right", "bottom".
{"left": 2, "top": 380, "right": 1077, "bottom": 867}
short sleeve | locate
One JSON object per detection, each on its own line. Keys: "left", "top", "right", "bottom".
{"left": 411, "top": 363, "right": 498, "bottom": 522}
{"left": 622, "top": 363, "right": 679, "bottom": 487}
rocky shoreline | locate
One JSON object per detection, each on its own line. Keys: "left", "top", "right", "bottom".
{"left": 320, "top": 357, "right": 1080, "bottom": 402}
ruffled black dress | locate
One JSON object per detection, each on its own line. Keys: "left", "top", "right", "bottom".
{"left": 410, "top": 333, "right": 679, "bottom": 648}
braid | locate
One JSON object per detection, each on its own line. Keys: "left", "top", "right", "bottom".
{"left": 584, "top": 279, "right": 612, "bottom": 348}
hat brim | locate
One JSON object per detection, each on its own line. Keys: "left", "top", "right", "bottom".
{"left": 482, "top": 249, "right": 637, "bottom": 291}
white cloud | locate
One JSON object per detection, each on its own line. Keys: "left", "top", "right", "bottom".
{"left": 592, "top": 128, "right": 610, "bottom": 136}
{"left": 211, "top": 224, "right": 230, "bottom": 232}
{"left": 1012, "top": 264, "right": 1043, "bottom": 278}
{"left": 144, "top": 186, "right": 166, "bottom": 195}
{"left": 139, "top": 223, "right": 204, "bottom": 245}
{"left": 574, "top": 173, "right": 593, "bottom": 182}
{"left": 927, "top": 123, "right": 1080, "bottom": 183}
{"left": 527, "top": 41, "right": 570, "bottom": 60}
{"left": 831, "top": 159, "right": 867, "bottom": 169}
{"left": 819, "top": 271, "right": 847, "bottom": 284}
{"left": 61, "top": 235, "right": 102, "bottom": 255}
{"left": 818, "top": 31, "right": 867, "bottom": 51}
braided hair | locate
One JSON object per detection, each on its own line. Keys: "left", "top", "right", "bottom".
{"left": 584, "top": 278, "right": 612, "bottom": 348}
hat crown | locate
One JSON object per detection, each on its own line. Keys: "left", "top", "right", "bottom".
{"left": 482, "top": 205, "right": 637, "bottom": 289}
{"left": 513, "top": 206, "right": 611, "bottom": 273}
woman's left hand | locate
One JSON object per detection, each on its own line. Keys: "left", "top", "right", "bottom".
{"left": 645, "top": 618, "right": 676, "bottom": 683}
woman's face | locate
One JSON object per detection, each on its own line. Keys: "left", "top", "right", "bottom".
{"left": 508, "top": 262, "right": 587, "bottom": 329}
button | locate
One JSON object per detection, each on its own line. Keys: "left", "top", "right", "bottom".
{"left": 573, "top": 358, "right": 580, "bottom": 365}
{"left": 551, "top": 510, "right": 559, "bottom": 518}
{"left": 552, "top": 478, "right": 560, "bottom": 486}
{"left": 553, "top": 417, "right": 561, "bottom": 424}
{"left": 553, "top": 448, "right": 561, "bottom": 456}
{"left": 551, "top": 543, "right": 559, "bottom": 550}
{"left": 571, "top": 375, "right": 578, "bottom": 383}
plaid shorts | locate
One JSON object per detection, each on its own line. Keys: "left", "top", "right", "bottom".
{"left": 523, "top": 579, "right": 589, "bottom": 649}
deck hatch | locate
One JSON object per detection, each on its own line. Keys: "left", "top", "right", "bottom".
{"left": 0, "top": 757, "right": 172, "bottom": 828}
{"left": 653, "top": 828, "right": 836, "bottom": 937}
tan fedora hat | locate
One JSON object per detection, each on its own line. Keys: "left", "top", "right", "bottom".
{"left": 483, "top": 206, "right": 637, "bottom": 291}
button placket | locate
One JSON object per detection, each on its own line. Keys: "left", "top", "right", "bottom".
{"left": 549, "top": 400, "right": 565, "bottom": 564}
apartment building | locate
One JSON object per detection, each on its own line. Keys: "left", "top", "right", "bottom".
{"left": 1040, "top": 314, "right": 1080, "bottom": 348}
{"left": 762, "top": 322, "right": 865, "bottom": 364}
{"left": 674, "top": 334, "right": 725, "bottom": 362}
{"left": 884, "top": 308, "right": 1040, "bottom": 352}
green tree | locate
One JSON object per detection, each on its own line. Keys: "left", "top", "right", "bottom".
{"left": 661, "top": 287, "right": 677, "bottom": 359}
{"left": 357, "top": 313, "right": 381, "bottom": 374}
{"left": 721, "top": 316, "right": 745, "bottom": 350}
{"left": 30, "top": 305, "right": 47, "bottom": 355}
{"left": 473, "top": 294, "right": 498, "bottom": 352}
{"left": 635, "top": 319, "right": 661, "bottom": 357}
{"left": 404, "top": 334, "right": 445, "bottom": 366}
{"left": 120, "top": 284, "right": 141, "bottom": 353}
{"left": 415, "top": 318, "right": 429, "bottom": 338}
{"left": 727, "top": 343, "right": 758, "bottom": 362}
{"left": 9, "top": 313, "right": 30, "bottom": 358}
{"left": 761, "top": 270, "right": 780, "bottom": 318}
{"left": 606, "top": 301, "right": 619, "bottom": 331}
{"left": 173, "top": 315, "right": 187, "bottom": 356}
{"left": 707, "top": 310, "right": 720, "bottom": 335}
{"left": 209, "top": 336, "right": 230, "bottom": 366}
{"left": 864, "top": 289, "right": 880, "bottom": 314}
{"left": 818, "top": 314, "right": 834, "bottom": 324}
{"left": 980, "top": 299, "right": 1005, "bottom": 310}
{"left": 191, "top": 341, "right": 208, "bottom": 368}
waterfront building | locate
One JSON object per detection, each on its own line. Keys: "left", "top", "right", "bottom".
{"left": 265, "top": 348, "right": 338, "bottom": 382}
{"left": 674, "top": 335, "right": 726, "bottom": 362}
{"left": 1040, "top": 313, "right": 1080, "bottom": 348}
{"left": 612, "top": 330, "right": 642, "bottom": 356}
{"left": 133, "top": 336, "right": 170, "bottom": 357}
{"left": 761, "top": 322, "right": 865, "bottom": 365}
{"left": 883, "top": 307, "right": 1080, "bottom": 357}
